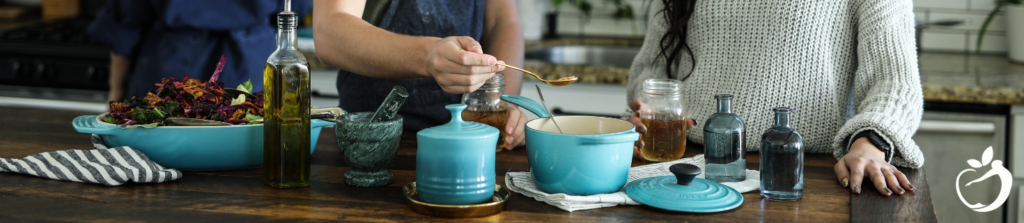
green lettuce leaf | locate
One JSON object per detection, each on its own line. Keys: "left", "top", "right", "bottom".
{"left": 245, "top": 111, "right": 263, "bottom": 124}
{"left": 243, "top": 80, "right": 253, "bottom": 93}
{"left": 236, "top": 80, "right": 253, "bottom": 94}
{"left": 230, "top": 94, "right": 245, "bottom": 106}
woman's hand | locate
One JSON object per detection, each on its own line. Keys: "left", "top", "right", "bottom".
{"left": 425, "top": 36, "right": 505, "bottom": 94}
{"left": 834, "top": 137, "right": 913, "bottom": 196}
{"left": 626, "top": 100, "right": 695, "bottom": 159}
{"left": 503, "top": 105, "right": 528, "bottom": 150}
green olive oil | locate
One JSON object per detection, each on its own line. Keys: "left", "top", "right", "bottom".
{"left": 263, "top": 1, "right": 311, "bottom": 189}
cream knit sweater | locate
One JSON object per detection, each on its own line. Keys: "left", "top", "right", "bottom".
{"left": 627, "top": 0, "right": 924, "bottom": 168}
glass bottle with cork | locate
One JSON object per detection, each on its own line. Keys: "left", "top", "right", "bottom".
{"left": 638, "top": 79, "right": 687, "bottom": 162}
{"left": 263, "top": 0, "right": 311, "bottom": 189}
{"left": 461, "top": 74, "right": 510, "bottom": 152}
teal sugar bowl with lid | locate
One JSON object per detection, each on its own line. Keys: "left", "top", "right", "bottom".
{"left": 415, "top": 104, "right": 499, "bottom": 205}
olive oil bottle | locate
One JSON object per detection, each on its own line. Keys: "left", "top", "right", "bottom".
{"left": 264, "top": 0, "right": 311, "bottom": 189}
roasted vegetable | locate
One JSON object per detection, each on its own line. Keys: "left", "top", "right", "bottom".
{"left": 105, "top": 55, "right": 265, "bottom": 127}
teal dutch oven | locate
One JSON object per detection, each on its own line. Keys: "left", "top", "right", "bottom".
{"left": 72, "top": 114, "right": 333, "bottom": 171}
{"left": 500, "top": 95, "right": 640, "bottom": 195}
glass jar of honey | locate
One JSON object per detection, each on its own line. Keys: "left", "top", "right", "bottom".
{"left": 638, "top": 79, "right": 687, "bottom": 162}
{"left": 461, "top": 74, "right": 510, "bottom": 152}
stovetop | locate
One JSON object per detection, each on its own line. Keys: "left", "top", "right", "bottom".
{"left": 0, "top": 17, "right": 110, "bottom": 91}
{"left": 0, "top": 18, "right": 108, "bottom": 59}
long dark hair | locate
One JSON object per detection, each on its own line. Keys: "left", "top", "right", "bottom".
{"left": 657, "top": 0, "right": 697, "bottom": 81}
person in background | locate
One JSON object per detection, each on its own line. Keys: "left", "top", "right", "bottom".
{"left": 626, "top": 0, "right": 923, "bottom": 196}
{"left": 88, "top": 0, "right": 311, "bottom": 102}
{"left": 312, "top": 0, "right": 528, "bottom": 150}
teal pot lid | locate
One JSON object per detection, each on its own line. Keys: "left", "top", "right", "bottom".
{"left": 417, "top": 104, "right": 499, "bottom": 140}
{"left": 625, "top": 163, "right": 743, "bottom": 213}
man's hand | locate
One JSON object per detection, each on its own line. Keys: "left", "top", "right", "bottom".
{"left": 425, "top": 36, "right": 505, "bottom": 94}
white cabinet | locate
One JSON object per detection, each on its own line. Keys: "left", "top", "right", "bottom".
{"left": 915, "top": 111, "right": 1006, "bottom": 223}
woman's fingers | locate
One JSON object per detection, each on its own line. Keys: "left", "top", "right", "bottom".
{"left": 867, "top": 164, "right": 892, "bottom": 196}
{"left": 847, "top": 157, "right": 868, "bottom": 194}
{"left": 504, "top": 107, "right": 527, "bottom": 150}
{"left": 627, "top": 116, "right": 647, "bottom": 134}
{"left": 629, "top": 100, "right": 653, "bottom": 116}
{"left": 895, "top": 168, "right": 914, "bottom": 191}
{"left": 882, "top": 167, "right": 905, "bottom": 195}
{"left": 633, "top": 146, "right": 643, "bottom": 159}
{"left": 629, "top": 100, "right": 643, "bottom": 112}
{"left": 833, "top": 158, "right": 851, "bottom": 188}
{"left": 628, "top": 99, "right": 647, "bottom": 160}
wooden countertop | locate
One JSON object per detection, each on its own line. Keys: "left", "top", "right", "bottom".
{"left": 0, "top": 107, "right": 936, "bottom": 222}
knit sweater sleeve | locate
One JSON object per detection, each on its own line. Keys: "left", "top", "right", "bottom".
{"left": 626, "top": 0, "right": 677, "bottom": 103}
{"left": 831, "top": 0, "right": 924, "bottom": 168}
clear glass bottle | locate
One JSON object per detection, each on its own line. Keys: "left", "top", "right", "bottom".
{"left": 760, "top": 107, "right": 803, "bottom": 201}
{"left": 703, "top": 94, "right": 746, "bottom": 182}
{"left": 461, "top": 74, "right": 509, "bottom": 152}
{"left": 263, "top": 0, "right": 311, "bottom": 189}
{"left": 638, "top": 79, "right": 687, "bottom": 162}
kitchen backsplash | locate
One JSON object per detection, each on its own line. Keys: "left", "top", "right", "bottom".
{"left": 526, "top": 0, "right": 1009, "bottom": 54}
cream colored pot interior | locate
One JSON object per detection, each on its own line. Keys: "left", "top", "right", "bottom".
{"left": 526, "top": 116, "right": 635, "bottom": 135}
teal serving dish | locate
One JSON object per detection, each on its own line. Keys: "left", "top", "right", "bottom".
{"left": 72, "top": 114, "right": 333, "bottom": 171}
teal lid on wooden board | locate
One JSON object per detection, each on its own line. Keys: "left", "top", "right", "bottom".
{"left": 625, "top": 163, "right": 744, "bottom": 213}
{"left": 416, "top": 104, "right": 499, "bottom": 140}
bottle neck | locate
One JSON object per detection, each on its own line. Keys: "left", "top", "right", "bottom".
{"left": 277, "top": 29, "right": 296, "bottom": 50}
{"left": 276, "top": 14, "right": 297, "bottom": 50}
{"left": 774, "top": 111, "right": 790, "bottom": 127}
{"left": 717, "top": 98, "right": 731, "bottom": 113}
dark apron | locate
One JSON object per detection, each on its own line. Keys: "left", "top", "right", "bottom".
{"left": 336, "top": 0, "right": 485, "bottom": 131}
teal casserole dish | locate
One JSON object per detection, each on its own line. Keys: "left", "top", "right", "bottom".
{"left": 72, "top": 114, "right": 333, "bottom": 171}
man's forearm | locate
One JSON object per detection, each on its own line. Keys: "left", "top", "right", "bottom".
{"left": 482, "top": 0, "right": 524, "bottom": 95}
{"left": 312, "top": 0, "right": 434, "bottom": 79}
{"left": 109, "top": 51, "right": 130, "bottom": 100}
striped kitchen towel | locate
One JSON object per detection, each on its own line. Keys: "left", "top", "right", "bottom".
{"left": 0, "top": 134, "right": 182, "bottom": 186}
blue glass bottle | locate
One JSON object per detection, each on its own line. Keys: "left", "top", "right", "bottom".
{"left": 703, "top": 94, "right": 746, "bottom": 182}
{"left": 760, "top": 107, "right": 803, "bottom": 201}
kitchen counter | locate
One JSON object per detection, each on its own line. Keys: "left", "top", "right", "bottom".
{"left": 919, "top": 53, "right": 1024, "bottom": 105}
{"left": 0, "top": 106, "right": 936, "bottom": 222}
{"left": 522, "top": 38, "right": 1024, "bottom": 105}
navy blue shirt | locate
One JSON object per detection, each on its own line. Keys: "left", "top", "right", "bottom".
{"left": 336, "top": 0, "right": 486, "bottom": 131}
{"left": 87, "top": 0, "right": 310, "bottom": 99}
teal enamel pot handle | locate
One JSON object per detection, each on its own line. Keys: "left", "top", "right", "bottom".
{"left": 311, "top": 119, "right": 333, "bottom": 128}
{"left": 73, "top": 115, "right": 118, "bottom": 135}
{"left": 500, "top": 94, "right": 550, "bottom": 118}
{"left": 577, "top": 131, "right": 640, "bottom": 145}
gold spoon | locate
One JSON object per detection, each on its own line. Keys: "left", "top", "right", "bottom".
{"left": 459, "top": 48, "right": 577, "bottom": 86}
{"left": 498, "top": 62, "right": 577, "bottom": 86}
